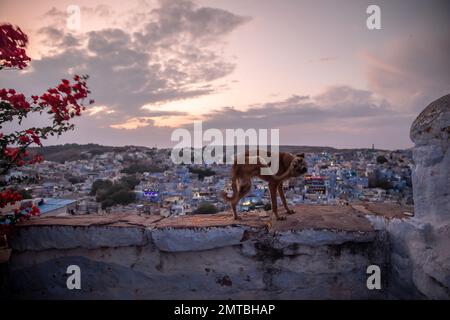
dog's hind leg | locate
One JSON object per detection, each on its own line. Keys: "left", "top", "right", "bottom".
{"left": 229, "top": 176, "right": 240, "bottom": 219}
{"left": 232, "top": 178, "right": 252, "bottom": 220}
{"left": 231, "top": 199, "right": 239, "bottom": 219}
{"left": 238, "top": 178, "right": 252, "bottom": 198}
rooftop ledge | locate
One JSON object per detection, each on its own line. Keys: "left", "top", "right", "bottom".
{"left": 5, "top": 203, "right": 418, "bottom": 299}
{"left": 11, "top": 203, "right": 413, "bottom": 253}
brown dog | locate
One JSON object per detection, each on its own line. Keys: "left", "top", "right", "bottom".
{"left": 222, "top": 151, "right": 307, "bottom": 220}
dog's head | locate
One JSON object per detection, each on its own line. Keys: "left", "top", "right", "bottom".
{"left": 290, "top": 153, "right": 308, "bottom": 176}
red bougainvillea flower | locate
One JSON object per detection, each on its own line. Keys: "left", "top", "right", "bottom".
{"left": 15, "top": 129, "right": 41, "bottom": 146}
{"left": 0, "top": 88, "right": 31, "bottom": 111}
{"left": 24, "top": 129, "right": 42, "bottom": 146}
{"left": 29, "top": 205, "right": 40, "bottom": 216}
{"left": 3, "top": 147, "right": 20, "bottom": 159}
{"left": 0, "top": 190, "right": 40, "bottom": 231}
{"left": 18, "top": 135, "right": 30, "bottom": 144}
{"left": 0, "top": 189, "right": 22, "bottom": 208}
{"left": 37, "top": 75, "right": 92, "bottom": 123}
{"left": 2, "top": 147, "right": 30, "bottom": 167}
{"left": 28, "top": 154, "right": 44, "bottom": 165}
{"left": 0, "top": 24, "right": 31, "bottom": 69}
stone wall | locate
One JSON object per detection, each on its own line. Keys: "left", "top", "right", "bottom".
{"left": 361, "top": 94, "right": 450, "bottom": 299}
{"left": 3, "top": 207, "right": 392, "bottom": 299}
{"left": 390, "top": 94, "right": 450, "bottom": 298}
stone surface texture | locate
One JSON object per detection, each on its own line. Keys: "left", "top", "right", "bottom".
{"left": 397, "top": 94, "right": 450, "bottom": 298}
{"left": 4, "top": 205, "right": 395, "bottom": 299}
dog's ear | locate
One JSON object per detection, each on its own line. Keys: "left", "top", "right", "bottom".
{"left": 296, "top": 153, "right": 305, "bottom": 158}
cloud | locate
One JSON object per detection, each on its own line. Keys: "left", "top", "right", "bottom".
{"left": 144, "top": 85, "right": 410, "bottom": 150}
{"left": 42, "top": 6, "right": 67, "bottom": 23}
{"left": 110, "top": 117, "right": 157, "bottom": 130}
{"left": 307, "top": 57, "right": 337, "bottom": 63}
{"left": 84, "top": 106, "right": 117, "bottom": 117}
{"left": 80, "top": 4, "right": 115, "bottom": 18}
{"left": 199, "top": 86, "right": 391, "bottom": 130}
{"left": 52, "top": 115, "right": 176, "bottom": 147}
{"left": 37, "top": 26, "right": 82, "bottom": 51}
{"left": 362, "top": 31, "right": 450, "bottom": 112}
{"left": 0, "top": 0, "right": 249, "bottom": 125}
{"left": 134, "top": 0, "right": 250, "bottom": 45}
{"left": 138, "top": 110, "right": 188, "bottom": 117}
{"left": 42, "top": 4, "right": 116, "bottom": 26}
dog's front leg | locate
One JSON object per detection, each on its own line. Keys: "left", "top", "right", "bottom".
{"left": 269, "top": 183, "right": 285, "bottom": 220}
{"left": 277, "top": 184, "right": 295, "bottom": 214}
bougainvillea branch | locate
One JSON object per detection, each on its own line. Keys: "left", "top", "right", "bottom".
{"left": 0, "top": 75, "right": 92, "bottom": 174}
{"left": 0, "top": 24, "right": 31, "bottom": 70}
{"left": 0, "top": 23, "right": 93, "bottom": 237}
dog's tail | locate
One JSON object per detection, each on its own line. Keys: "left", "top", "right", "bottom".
{"left": 222, "top": 176, "right": 239, "bottom": 202}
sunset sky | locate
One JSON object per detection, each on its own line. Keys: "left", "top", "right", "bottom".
{"left": 1, "top": 0, "right": 449, "bottom": 149}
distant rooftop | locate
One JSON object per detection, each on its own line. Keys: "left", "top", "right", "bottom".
{"left": 38, "top": 198, "right": 77, "bottom": 215}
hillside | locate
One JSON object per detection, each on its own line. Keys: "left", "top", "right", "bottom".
{"left": 28, "top": 143, "right": 396, "bottom": 163}
{"left": 27, "top": 144, "right": 153, "bottom": 163}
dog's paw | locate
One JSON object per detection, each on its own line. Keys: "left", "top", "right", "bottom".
{"left": 286, "top": 209, "right": 295, "bottom": 215}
